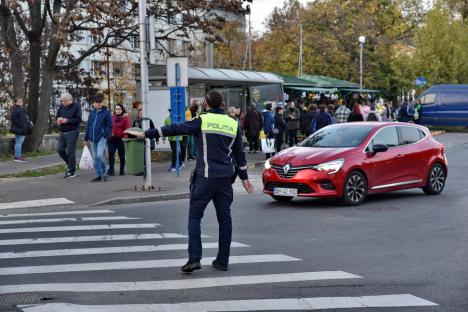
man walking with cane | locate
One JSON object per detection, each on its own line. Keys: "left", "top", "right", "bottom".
{"left": 126, "top": 90, "right": 254, "bottom": 273}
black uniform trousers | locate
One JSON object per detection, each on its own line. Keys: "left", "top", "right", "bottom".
{"left": 188, "top": 175, "right": 233, "bottom": 265}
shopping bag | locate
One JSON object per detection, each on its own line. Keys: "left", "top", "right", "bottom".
{"left": 259, "top": 130, "right": 266, "bottom": 140}
{"left": 79, "top": 146, "right": 94, "bottom": 170}
{"left": 261, "top": 138, "right": 275, "bottom": 154}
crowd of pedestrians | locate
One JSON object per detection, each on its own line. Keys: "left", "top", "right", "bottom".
{"left": 7, "top": 91, "right": 420, "bottom": 178}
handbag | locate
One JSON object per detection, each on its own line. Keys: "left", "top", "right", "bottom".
{"left": 79, "top": 146, "right": 94, "bottom": 170}
{"left": 261, "top": 138, "right": 276, "bottom": 154}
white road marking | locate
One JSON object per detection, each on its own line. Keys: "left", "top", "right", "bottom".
{"left": 0, "top": 233, "right": 188, "bottom": 246}
{"left": 0, "top": 271, "right": 360, "bottom": 293}
{"left": 0, "top": 242, "right": 249, "bottom": 259}
{"left": 0, "top": 210, "right": 114, "bottom": 218}
{"left": 0, "top": 216, "right": 137, "bottom": 225}
{"left": 0, "top": 198, "right": 74, "bottom": 210}
{"left": 18, "top": 294, "right": 438, "bottom": 312}
{"left": 0, "top": 223, "right": 160, "bottom": 234}
{"left": 0, "top": 254, "right": 299, "bottom": 275}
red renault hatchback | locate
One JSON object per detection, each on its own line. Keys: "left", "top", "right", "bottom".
{"left": 263, "top": 122, "right": 447, "bottom": 205}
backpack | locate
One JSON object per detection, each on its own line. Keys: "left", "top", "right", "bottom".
{"left": 367, "top": 112, "right": 379, "bottom": 122}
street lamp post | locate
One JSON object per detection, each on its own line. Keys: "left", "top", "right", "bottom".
{"left": 138, "top": 0, "right": 152, "bottom": 190}
{"left": 358, "top": 35, "right": 365, "bottom": 92}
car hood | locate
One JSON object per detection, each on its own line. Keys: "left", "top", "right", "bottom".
{"left": 270, "top": 146, "right": 357, "bottom": 166}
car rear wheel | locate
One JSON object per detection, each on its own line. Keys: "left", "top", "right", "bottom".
{"left": 341, "top": 171, "right": 368, "bottom": 206}
{"left": 423, "top": 163, "right": 446, "bottom": 195}
{"left": 271, "top": 195, "right": 293, "bottom": 202}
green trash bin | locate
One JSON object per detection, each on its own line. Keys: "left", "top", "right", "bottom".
{"left": 124, "top": 138, "right": 145, "bottom": 175}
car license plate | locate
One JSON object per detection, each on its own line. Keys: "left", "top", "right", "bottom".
{"left": 273, "top": 187, "right": 298, "bottom": 197}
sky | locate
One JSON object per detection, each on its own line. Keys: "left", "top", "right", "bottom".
{"left": 249, "top": 0, "right": 312, "bottom": 33}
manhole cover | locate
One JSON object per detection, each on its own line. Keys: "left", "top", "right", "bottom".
{"left": 0, "top": 293, "right": 55, "bottom": 306}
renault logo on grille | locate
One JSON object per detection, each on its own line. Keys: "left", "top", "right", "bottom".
{"left": 283, "top": 164, "right": 291, "bottom": 175}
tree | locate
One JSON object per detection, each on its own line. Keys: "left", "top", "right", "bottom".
{"left": 413, "top": 2, "right": 468, "bottom": 85}
{"left": 253, "top": 0, "right": 425, "bottom": 99}
{"left": 0, "top": 0, "right": 244, "bottom": 152}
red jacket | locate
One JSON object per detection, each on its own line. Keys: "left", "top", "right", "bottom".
{"left": 111, "top": 114, "right": 130, "bottom": 139}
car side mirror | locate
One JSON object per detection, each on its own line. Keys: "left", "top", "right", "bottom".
{"left": 369, "top": 144, "right": 389, "bottom": 156}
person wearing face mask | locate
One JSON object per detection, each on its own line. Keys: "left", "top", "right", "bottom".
{"left": 284, "top": 101, "right": 301, "bottom": 146}
{"left": 125, "top": 90, "right": 255, "bottom": 274}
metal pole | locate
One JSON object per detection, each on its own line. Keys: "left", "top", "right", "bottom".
{"left": 359, "top": 42, "right": 363, "bottom": 92}
{"left": 138, "top": 0, "right": 152, "bottom": 189}
{"left": 248, "top": 13, "right": 252, "bottom": 70}
{"left": 175, "top": 63, "right": 180, "bottom": 177}
{"left": 106, "top": 47, "right": 111, "bottom": 107}
{"left": 298, "top": 22, "right": 303, "bottom": 77}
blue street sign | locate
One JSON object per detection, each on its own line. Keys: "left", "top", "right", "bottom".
{"left": 415, "top": 77, "right": 427, "bottom": 87}
{"left": 170, "top": 87, "right": 186, "bottom": 124}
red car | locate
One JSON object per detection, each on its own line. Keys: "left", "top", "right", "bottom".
{"left": 263, "top": 122, "right": 447, "bottom": 205}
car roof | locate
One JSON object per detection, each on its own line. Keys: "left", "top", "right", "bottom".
{"left": 328, "top": 122, "right": 429, "bottom": 132}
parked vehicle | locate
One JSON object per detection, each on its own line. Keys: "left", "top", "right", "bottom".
{"left": 263, "top": 122, "right": 447, "bottom": 206}
{"left": 413, "top": 84, "right": 468, "bottom": 126}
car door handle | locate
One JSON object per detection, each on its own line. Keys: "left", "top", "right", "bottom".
{"left": 396, "top": 154, "right": 404, "bottom": 158}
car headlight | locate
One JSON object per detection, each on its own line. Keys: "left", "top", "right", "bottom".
{"left": 264, "top": 159, "right": 271, "bottom": 170}
{"left": 312, "top": 158, "right": 344, "bottom": 175}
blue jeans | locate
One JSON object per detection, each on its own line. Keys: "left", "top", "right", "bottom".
{"left": 288, "top": 129, "right": 298, "bottom": 147}
{"left": 90, "top": 137, "right": 107, "bottom": 178}
{"left": 15, "top": 135, "right": 26, "bottom": 158}
{"left": 188, "top": 176, "right": 233, "bottom": 265}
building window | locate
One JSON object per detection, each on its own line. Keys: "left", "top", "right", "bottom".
{"left": 112, "top": 62, "right": 124, "bottom": 77}
{"left": 91, "top": 61, "right": 106, "bottom": 77}
{"left": 133, "top": 63, "right": 141, "bottom": 78}
{"left": 168, "top": 38, "right": 177, "bottom": 54}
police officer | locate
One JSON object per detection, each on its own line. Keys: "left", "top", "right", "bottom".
{"left": 126, "top": 90, "right": 254, "bottom": 273}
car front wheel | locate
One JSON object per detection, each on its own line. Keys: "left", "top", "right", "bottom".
{"left": 423, "top": 163, "right": 446, "bottom": 195}
{"left": 341, "top": 171, "right": 368, "bottom": 206}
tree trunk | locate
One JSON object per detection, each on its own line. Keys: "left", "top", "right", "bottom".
{"left": 28, "top": 39, "right": 41, "bottom": 124}
{"left": 0, "top": 4, "right": 24, "bottom": 98}
{"left": 24, "top": 67, "right": 55, "bottom": 152}
{"left": 27, "top": 1, "right": 43, "bottom": 123}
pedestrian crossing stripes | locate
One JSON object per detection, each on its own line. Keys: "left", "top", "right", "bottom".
{"left": 0, "top": 223, "right": 160, "bottom": 234}
{"left": 0, "top": 207, "right": 440, "bottom": 311}
{"left": 0, "top": 254, "right": 300, "bottom": 276}
{"left": 0, "top": 216, "right": 137, "bottom": 225}
{"left": 0, "top": 233, "right": 192, "bottom": 245}
{"left": 0, "top": 209, "right": 114, "bottom": 218}
{"left": 0, "top": 198, "right": 74, "bottom": 210}
{"left": 0, "top": 271, "right": 360, "bottom": 293}
{"left": 0, "top": 242, "right": 249, "bottom": 259}
{"left": 18, "top": 294, "right": 438, "bottom": 312}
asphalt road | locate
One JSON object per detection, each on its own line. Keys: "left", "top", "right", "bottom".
{"left": 0, "top": 133, "right": 467, "bottom": 311}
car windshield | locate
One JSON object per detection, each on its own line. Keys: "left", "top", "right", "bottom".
{"left": 300, "top": 125, "right": 374, "bottom": 148}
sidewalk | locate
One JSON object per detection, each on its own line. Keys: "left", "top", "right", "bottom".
{"left": 0, "top": 153, "right": 70, "bottom": 176}
{"left": 0, "top": 152, "right": 266, "bottom": 208}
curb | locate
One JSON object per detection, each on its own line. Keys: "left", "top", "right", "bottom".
{"left": 90, "top": 160, "right": 266, "bottom": 207}
{"left": 90, "top": 192, "right": 190, "bottom": 207}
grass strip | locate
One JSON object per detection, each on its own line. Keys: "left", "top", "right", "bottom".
{"left": 0, "top": 164, "right": 69, "bottom": 178}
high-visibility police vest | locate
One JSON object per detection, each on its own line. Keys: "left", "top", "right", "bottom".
{"left": 200, "top": 113, "right": 238, "bottom": 138}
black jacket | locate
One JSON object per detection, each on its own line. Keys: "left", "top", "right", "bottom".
{"left": 274, "top": 113, "right": 286, "bottom": 134}
{"left": 10, "top": 105, "right": 30, "bottom": 135}
{"left": 245, "top": 109, "right": 262, "bottom": 137}
{"left": 57, "top": 103, "right": 82, "bottom": 133}
{"left": 348, "top": 113, "right": 364, "bottom": 122}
